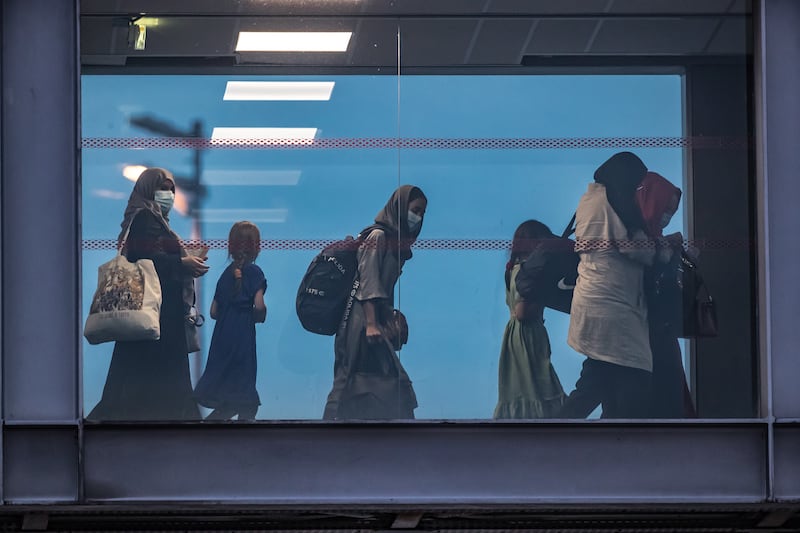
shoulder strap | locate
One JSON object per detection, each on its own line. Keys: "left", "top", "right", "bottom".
{"left": 561, "top": 213, "right": 577, "bottom": 238}
{"left": 357, "top": 223, "right": 401, "bottom": 258}
{"left": 357, "top": 223, "right": 395, "bottom": 240}
{"left": 119, "top": 209, "right": 157, "bottom": 255}
{"left": 117, "top": 220, "right": 137, "bottom": 256}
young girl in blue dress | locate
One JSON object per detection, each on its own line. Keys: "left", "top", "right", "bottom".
{"left": 194, "top": 221, "right": 267, "bottom": 420}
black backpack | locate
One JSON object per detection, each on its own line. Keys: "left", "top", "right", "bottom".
{"left": 514, "top": 215, "right": 580, "bottom": 314}
{"left": 296, "top": 225, "right": 387, "bottom": 335}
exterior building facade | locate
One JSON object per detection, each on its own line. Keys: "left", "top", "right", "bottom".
{"left": 1, "top": 0, "right": 799, "bottom": 530}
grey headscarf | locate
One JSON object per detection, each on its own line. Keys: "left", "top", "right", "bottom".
{"left": 118, "top": 167, "right": 178, "bottom": 243}
{"left": 373, "top": 184, "right": 427, "bottom": 260}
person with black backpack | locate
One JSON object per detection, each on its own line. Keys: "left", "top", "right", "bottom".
{"left": 322, "top": 185, "right": 427, "bottom": 420}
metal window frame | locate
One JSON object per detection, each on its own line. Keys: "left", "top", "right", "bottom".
{"left": 2, "top": 0, "right": 799, "bottom": 508}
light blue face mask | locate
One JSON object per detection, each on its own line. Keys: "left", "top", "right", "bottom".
{"left": 407, "top": 210, "right": 422, "bottom": 232}
{"left": 153, "top": 190, "right": 175, "bottom": 216}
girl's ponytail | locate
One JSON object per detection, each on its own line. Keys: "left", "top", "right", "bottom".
{"left": 227, "top": 221, "right": 261, "bottom": 295}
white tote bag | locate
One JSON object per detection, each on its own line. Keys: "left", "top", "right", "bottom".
{"left": 84, "top": 230, "right": 163, "bottom": 345}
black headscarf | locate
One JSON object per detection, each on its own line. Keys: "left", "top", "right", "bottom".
{"left": 372, "top": 184, "right": 427, "bottom": 260}
{"left": 593, "top": 152, "right": 648, "bottom": 234}
{"left": 118, "top": 167, "right": 178, "bottom": 243}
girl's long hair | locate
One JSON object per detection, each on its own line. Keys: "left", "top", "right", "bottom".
{"left": 505, "top": 219, "right": 554, "bottom": 291}
{"left": 228, "top": 221, "right": 261, "bottom": 293}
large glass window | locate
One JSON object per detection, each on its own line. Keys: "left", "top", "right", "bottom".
{"left": 81, "top": 5, "right": 755, "bottom": 421}
{"left": 395, "top": 74, "right": 685, "bottom": 419}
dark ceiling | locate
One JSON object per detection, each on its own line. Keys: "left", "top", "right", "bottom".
{"left": 80, "top": 0, "right": 752, "bottom": 70}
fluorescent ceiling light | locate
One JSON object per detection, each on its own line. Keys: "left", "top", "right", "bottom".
{"left": 235, "top": 32, "right": 352, "bottom": 52}
{"left": 210, "top": 127, "right": 318, "bottom": 145}
{"left": 198, "top": 208, "right": 288, "bottom": 223}
{"left": 223, "top": 81, "right": 334, "bottom": 101}
{"left": 204, "top": 170, "right": 301, "bottom": 186}
{"left": 92, "top": 189, "right": 127, "bottom": 200}
{"left": 122, "top": 165, "right": 148, "bottom": 182}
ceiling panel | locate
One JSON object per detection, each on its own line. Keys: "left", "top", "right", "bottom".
{"left": 485, "top": 0, "right": 613, "bottom": 15}
{"left": 234, "top": 17, "right": 358, "bottom": 33}
{"left": 398, "top": 19, "right": 480, "bottom": 67}
{"left": 81, "top": 0, "right": 748, "bottom": 17}
{"left": 81, "top": 0, "right": 489, "bottom": 17}
{"left": 81, "top": 0, "right": 379, "bottom": 16}
{"left": 705, "top": 18, "right": 750, "bottom": 55}
{"left": 591, "top": 19, "right": 719, "bottom": 55}
{"left": 82, "top": 0, "right": 242, "bottom": 15}
{"left": 728, "top": 0, "right": 753, "bottom": 14}
{"left": 80, "top": 17, "right": 128, "bottom": 56}
{"left": 608, "top": 0, "right": 737, "bottom": 14}
{"left": 526, "top": 19, "right": 599, "bottom": 55}
{"left": 233, "top": 52, "right": 355, "bottom": 67}
{"left": 384, "top": 0, "right": 488, "bottom": 15}
{"left": 467, "top": 19, "right": 533, "bottom": 65}
{"left": 348, "top": 19, "right": 399, "bottom": 67}
{"left": 80, "top": 8, "right": 750, "bottom": 69}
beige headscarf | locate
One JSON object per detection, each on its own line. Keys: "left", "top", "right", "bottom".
{"left": 372, "top": 184, "right": 427, "bottom": 260}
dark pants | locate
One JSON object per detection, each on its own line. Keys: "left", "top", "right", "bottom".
{"left": 559, "top": 358, "right": 653, "bottom": 419}
{"left": 650, "top": 324, "right": 697, "bottom": 418}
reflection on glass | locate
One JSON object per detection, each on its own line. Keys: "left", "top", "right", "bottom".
{"left": 82, "top": 74, "right": 400, "bottom": 420}
{"left": 87, "top": 168, "right": 203, "bottom": 421}
{"left": 494, "top": 220, "right": 567, "bottom": 419}
{"left": 195, "top": 222, "right": 267, "bottom": 420}
{"left": 322, "top": 186, "right": 427, "bottom": 420}
{"left": 637, "top": 171, "right": 698, "bottom": 418}
{"left": 82, "top": 74, "right": 704, "bottom": 421}
{"left": 396, "top": 76, "right": 686, "bottom": 419}
{"left": 562, "top": 152, "right": 666, "bottom": 419}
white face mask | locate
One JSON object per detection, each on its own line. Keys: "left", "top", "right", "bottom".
{"left": 154, "top": 190, "right": 175, "bottom": 216}
{"left": 407, "top": 210, "right": 422, "bottom": 232}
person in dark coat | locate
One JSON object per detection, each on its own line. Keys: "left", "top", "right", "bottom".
{"left": 636, "top": 171, "right": 697, "bottom": 418}
{"left": 88, "top": 167, "right": 208, "bottom": 421}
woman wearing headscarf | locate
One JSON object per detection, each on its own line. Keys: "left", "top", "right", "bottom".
{"left": 323, "top": 185, "right": 427, "bottom": 420}
{"left": 636, "top": 171, "right": 697, "bottom": 418}
{"left": 88, "top": 168, "right": 209, "bottom": 420}
{"left": 561, "top": 152, "right": 656, "bottom": 419}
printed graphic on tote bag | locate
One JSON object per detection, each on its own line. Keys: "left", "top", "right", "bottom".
{"left": 90, "top": 267, "right": 146, "bottom": 313}
{"left": 84, "top": 253, "right": 162, "bottom": 345}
